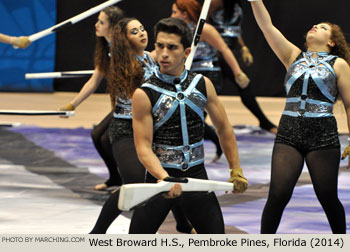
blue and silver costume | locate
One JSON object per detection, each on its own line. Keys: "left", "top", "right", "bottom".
{"left": 109, "top": 52, "right": 156, "bottom": 143}
{"left": 129, "top": 69, "right": 225, "bottom": 234}
{"left": 210, "top": 2, "right": 243, "bottom": 47}
{"left": 188, "top": 22, "right": 223, "bottom": 93}
{"left": 190, "top": 22, "right": 220, "bottom": 74}
{"left": 141, "top": 69, "right": 207, "bottom": 170}
{"left": 275, "top": 51, "right": 340, "bottom": 154}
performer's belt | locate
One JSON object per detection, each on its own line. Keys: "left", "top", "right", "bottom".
{"left": 113, "top": 103, "right": 132, "bottom": 119}
{"left": 153, "top": 140, "right": 204, "bottom": 171}
{"left": 191, "top": 59, "right": 221, "bottom": 72}
{"left": 282, "top": 96, "right": 334, "bottom": 118}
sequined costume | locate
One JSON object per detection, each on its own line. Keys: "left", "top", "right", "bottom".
{"left": 187, "top": 22, "right": 223, "bottom": 158}
{"left": 91, "top": 53, "right": 194, "bottom": 234}
{"left": 91, "top": 42, "right": 122, "bottom": 188}
{"left": 210, "top": 1, "right": 242, "bottom": 48}
{"left": 190, "top": 22, "right": 223, "bottom": 93}
{"left": 209, "top": 0, "right": 276, "bottom": 131}
{"left": 275, "top": 51, "right": 340, "bottom": 154}
{"left": 129, "top": 69, "right": 225, "bottom": 234}
{"left": 261, "top": 51, "right": 345, "bottom": 234}
{"left": 109, "top": 52, "right": 156, "bottom": 143}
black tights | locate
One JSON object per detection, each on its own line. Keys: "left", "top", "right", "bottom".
{"left": 219, "top": 53, "right": 276, "bottom": 131}
{"left": 204, "top": 112, "right": 222, "bottom": 157}
{"left": 261, "top": 144, "right": 345, "bottom": 233}
{"left": 90, "top": 138, "right": 193, "bottom": 234}
{"left": 90, "top": 112, "right": 121, "bottom": 187}
{"left": 237, "top": 84, "right": 275, "bottom": 131}
{"left": 129, "top": 191, "right": 224, "bottom": 234}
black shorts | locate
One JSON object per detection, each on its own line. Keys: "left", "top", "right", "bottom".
{"left": 275, "top": 115, "right": 340, "bottom": 155}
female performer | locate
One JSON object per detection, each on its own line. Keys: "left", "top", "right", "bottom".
{"left": 59, "top": 6, "right": 124, "bottom": 190}
{"left": 172, "top": 0, "right": 277, "bottom": 134}
{"left": 90, "top": 17, "right": 194, "bottom": 234}
{"left": 249, "top": 0, "right": 350, "bottom": 233}
{"left": 208, "top": 0, "right": 277, "bottom": 133}
{"left": 0, "top": 33, "right": 31, "bottom": 48}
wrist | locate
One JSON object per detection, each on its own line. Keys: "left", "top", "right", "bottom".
{"left": 234, "top": 70, "right": 242, "bottom": 78}
{"left": 230, "top": 167, "right": 243, "bottom": 174}
{"left": 159, "top": 172, "right": 170, "bottom": 181}
{"left": 67, "top": 103, "right": 75, "bottom": 110}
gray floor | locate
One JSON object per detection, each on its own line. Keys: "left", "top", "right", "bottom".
{"left": 0, "top": 125, "right": 349, "bottom": 234}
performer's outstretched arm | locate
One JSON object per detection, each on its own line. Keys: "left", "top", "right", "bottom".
{"left": 336, "top": 58, "right": 350, "bottom": 168}
{"left": 0, "top": 33, "right": 31, "bottom": 49}
{"left": 249, "top": 0, "right": 300, "bottom": 69}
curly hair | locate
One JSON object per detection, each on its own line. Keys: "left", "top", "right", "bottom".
{"left": 325, "top": 22, "right": 350, "bottom": 65}
{"left": 107, "top": 18, "right": 144, "bottom": 107}
{"left": 94, "top": 6, "right": 124, "bottom": 76}
{"left": 174, "top": 0, "right": 201, "bottom": 23}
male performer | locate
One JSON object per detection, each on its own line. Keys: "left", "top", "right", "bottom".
{"left": 129, "top": 17, "right": 248, "bottom": 233}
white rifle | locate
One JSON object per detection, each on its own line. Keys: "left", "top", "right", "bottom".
{"left": 118, "top": 177, "right": 233, "bottom": 211}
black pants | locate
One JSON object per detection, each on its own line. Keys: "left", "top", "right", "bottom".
{"left": 219, "top": 37, "right": 275, "bottom": 131}
{"left": 90, "top": 112, "right": 122, "bottom": 186}
{"left": 261, "top": 116, "right": 345, "bottom": 233}
{"left": 129, "top": 164, "right": 225, "bottom": 234}
{"left": 90, "top": 138, "right": 193, "bottom": 234}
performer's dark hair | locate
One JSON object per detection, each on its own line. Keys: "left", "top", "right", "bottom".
{"left": 154, "top": 17, "right": 193, "bottom": 49}
{"left": 94, "top": 6, "right": 124, "bottom": 76}
{"left": 108, "top": 17, "right": 144, "bottom": 105}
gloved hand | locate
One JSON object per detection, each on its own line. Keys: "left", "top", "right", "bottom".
{"left": 228, "top": 167, "right": 248, "bottom": 193}
{"left": 12, "top": 36, "right": 31, "bottom": 49}
{"left": 235, "top": 71, "right": 250, "bottom": 89}
{"left": 241, "top": 46, "right": 254, "bottom": 66}
{"left": 59, "top": 103, "right": 75, "bottom": 111}
{"left": 58, "top": 103, "right": 74, "bottom": 118}
{"left": 341, "top": 145, "right": 350, "bottom": 169}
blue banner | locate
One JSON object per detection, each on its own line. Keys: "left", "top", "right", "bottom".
{"left": 0, "top": 0, "right": 56, "bottom": 92}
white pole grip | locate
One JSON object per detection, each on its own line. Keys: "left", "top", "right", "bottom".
{"left": 0, "top": 110, "right": 75, "bottom": 116}
{"left": 25, "top": 70, "right": 94, "bottom": 79}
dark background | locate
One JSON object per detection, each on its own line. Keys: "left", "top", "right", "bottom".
{"left": 54, "top": 0, "right": 350, "bottom": 97}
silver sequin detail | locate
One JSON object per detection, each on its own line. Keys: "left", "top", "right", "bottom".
{"left": 153, "top": 144, "right": 204, "bottom": 165}
{"left": 153, "top": 96, "right": 177, "bottom": 124}
{"left": 284, "top": 52, "right": 337, "bottom": 116}
{"left": 211, "top": 4, "right": 242, "bottom": 38}
{"left": 114, "top": 96, "right": 132, "bottom": 118}
{"left": 188, "top": 89, "right": 207, "bottom": 111}
{"left": 284, "top": 102, "right": 333, "bottom": 114}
